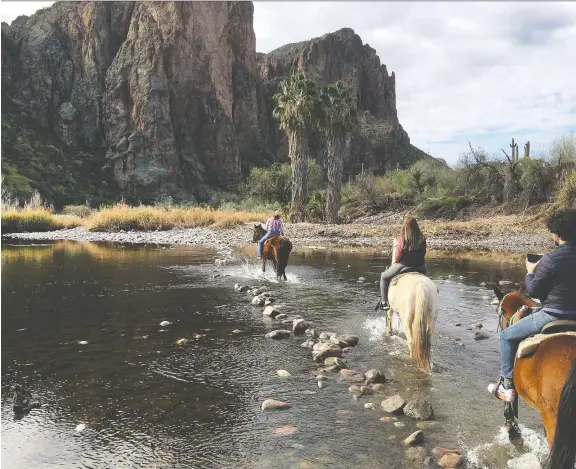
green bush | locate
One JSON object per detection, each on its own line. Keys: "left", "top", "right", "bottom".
{"left": 557, "top": 171, "right": 576, "bottom": 208}
{"left": 62, "top": 204, "right": 93, "bottom": 218}
{"left": 415, "top": 196, "right": 472, "bottom": 220}
{"left": 307, "top": 190, "right": 327, "bottom": 221}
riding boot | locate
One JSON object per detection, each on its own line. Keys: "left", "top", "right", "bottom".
{"left": 381, "top": 279, "right": 391, "bottom": 310}
{"left": 503, "top": 377, "right": 515, "bottom": 390}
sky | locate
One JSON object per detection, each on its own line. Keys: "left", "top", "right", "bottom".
{"left": 2, "top": 1, "right": 576, "bottom": 165}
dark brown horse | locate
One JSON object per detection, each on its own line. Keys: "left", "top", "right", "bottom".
{"left": 494, "top": 286, "right": 576, "bottom": 469}
{"left": 252, "top": 224, "right": 292, "bottom": 280}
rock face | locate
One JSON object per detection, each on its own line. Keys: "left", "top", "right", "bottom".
{"left": 2, "top": 5, "right": 431, "bottom": 203}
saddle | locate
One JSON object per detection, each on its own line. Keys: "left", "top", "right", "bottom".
{"left": 516, "top": 307, "right": 576, "bottom": 358}
{"left": 390, "top": 267, "right": 428, "bottom": 286}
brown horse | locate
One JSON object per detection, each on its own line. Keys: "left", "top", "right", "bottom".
{"left": 493, "top": 286, "right": 576, "bottom": 469}
{"left": 252, "top": 224, "right": 292, "bottom": 280}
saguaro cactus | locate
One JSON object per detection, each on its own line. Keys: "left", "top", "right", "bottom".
{"left": 524, "top": 141, "right": 530, "bottom": 158}
{"left": 510, "top": 138, "right": 518, "bottom": 162}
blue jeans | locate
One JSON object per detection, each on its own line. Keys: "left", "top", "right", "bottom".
{"left": 257, "top": 231, "right": 280, "bottom": 257}
{"left": 500, "top": 310, "right": 557, "bottom": 378}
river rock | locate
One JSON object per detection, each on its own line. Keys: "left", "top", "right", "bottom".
{"left": 324, "top": 357, "right": 347, "bottom": 369}
{"left": 380, "top": 416, "right": 395, "bottom": 423}
{"left": 394, "top": 421, "right": 405, "bottom": 428}
{"left": 381, "top": 395, "right": 406, "bottom": 414}
{"left": 252, "top": 296, "right": 265, "bottom": 306}
{"left": 329, "top": 336, "right": 348, "bottom": 348}
{"left": 364, "top": 369, "right": 386, "bottom": 384}
{"left": 317, "top": 380, "right": 325, "bottom": 389}
{"left": 305, "top": 328, "right": 319, "bottom": 338}
{"left": 176, "top": 338, "right": 189, "bottom": 345}
{"left": 312, "top": 342, "right": 342, "bottom": 362}
{"left": 276, "top": 313, "right": 288, "bottom": 320}
{"left": 432, "top": 448, "right": 461, "bottom": 459}
{"left": 341, "top": 335, "right": 359, "bottom": 347}
{"left": 342, "top": 347, "right": 354, "bottom": 354}
{"left": 339, "top": 372, "right": 365, "bottom": 385}
{"left": 261, "top": 399, "right": 291, "bottom": 411}
{"left": 159, "top": 321, "right": 171, "bottom": 327}
{"left": 499, "top": 280, "right": 514, "bottom": 286}
{"left": 403, "top": 399, "right": 434, "bottom": 420}
{"left": 439, "top": 453, "right": 464, "bottom": 468}
{"left": 372, "top": 384, "right": 387, "bottom": 393}
{"left": 78, "top": 340, "right": 88, "bottom": 345}
{"left": 264, "top": 299, "right": 275, "bottom": 306}
{"left": 339, "top": 369, "right": 357, "bottom": 376}
{"left": 348, "top": 385, "right": 361, "bottom": 393}
{"left": 358, "top": 277, "right": 366, "bottom": 283}
{"left": 232, "top": 329, "right": 243, "bottom": 334}
{"left": 473, "top": 330, "right": 490, "bottom": 340}
{"left": 360, "top": 385, "right": 373, "bottom": 395}
{"left": 319, "top": 332, "right": 337, "bottom": 340}
{"left": 263, "top": 306, "right": 280, "bottom": 318}
{"left": 403, "top": 430, "right": 424, "bottom": 446}
{"left": 252, "top": 287, "right": 267, "bottom": 296}
{"left": 265, "top": 330, "right": 292, "bottom": 340}
{"left": 276, "top": 370, "right": 291, "bottom": 377}
{"left": 507, "top": 453, "right": 541, "bottom": 469}
{"left": 472, "top": 323, "right": 483, "bottom": 329}
{"left": 364, "top": 403, "right": 377, "bottom": 410}
{"left": 300, "top": 340, "right": 315, "bottom": 349}
{"left": 75, "top": 423, "right": 86, "bottom": 432}
{"left": 293, "top": 319, "right": 310, "bottom": 335}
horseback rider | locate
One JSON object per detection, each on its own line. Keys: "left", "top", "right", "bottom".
{"left": 257, "top": 210, "right": 284, "bottom": 260}
{"left": 489, "top": 208, "right": 576, "bottom": 402}
{"left": 379, "top": 215, "right": 428, "bottom": 311}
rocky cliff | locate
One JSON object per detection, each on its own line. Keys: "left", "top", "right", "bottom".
{"left": 1, "top": 3, "right": 428, "bottom": 205}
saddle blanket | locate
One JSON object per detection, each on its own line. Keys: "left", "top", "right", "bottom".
{"left": 517, "top": 331, "right": 576, "bottom": 358}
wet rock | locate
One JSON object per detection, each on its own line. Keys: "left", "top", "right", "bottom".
{"left": 273, "top": 424, "right": 297, "bottom": 436}
{"left": 360, "top": 385, "right": 373, "bottom": 395}
{"left": 265, "top": 330, "right": 292, "bottom": 340}
{"left": 342, "top": 347, "right": 354, "bottom": 354}
{"left": 364, "top": 403, "right": 377, "bottom": 410}
{"left": 393, "top": 421, "right": 405, "bottom": 427}
{"left": 317, "top": 381, "right": 325, "bottom": 389}
{"left": 480, "top": 282, "right": 487, "bottom": 287}
{"left": 319, "top": 331, "right": 337, "bottom": 340}
{"left": 432, "top": 448, "right": 460, "bottom": 459}
{"left": 315, "top": 374, "right": 327, "bottom": 381}
{"left": 324, "top": 365, "right": 339, "bottom": 372}
{"left": 365, "top": 369, "right": 386, "bottom": 384}
{"left": 264, "top": 299, "right": 275, "bottom": 306}
{"left": 252, "top": 287, "right": 267, "bottom": 296}
{"left": 300, "top": 340, "right": 316, "bottom": 349}
{"left": 439, "top": 453, "right": 464, "bottom": 468}
{"left": 358, "top": 277, "right": 366, "bottom": 283}
{"left": 232, "top": 329, "right": 243, "bottom": 334}
{"left": 176, "top": 338, "right": 189, "bottom": 345}
{"left": 252, "top": 296, "right": 265, "bottom": 306}
{"left": 234, "top": 283, "right": 240, "bottom": 290}
{"left": 263, "top": 306, "right": 281, "bottom": 318}
{"left": 403, "top": 430, "right": 424, "bottom": 446}
{"left": 405, "top": 447, "right": 427, "bottom": 462}
{"left": 403, "top": 399, "right": 434, "bottom": 421}
{"left": 454, "top": 323, "right": 462, "bottom": 327}
{"left": 348, "top": 385, "right": 361, "bottom": 393}
{"left": 276, "top": 370, "right": 291, "bottom": 377}
{"left": 473, "top": 330, "right": 490, "bottom": 341}
{"left": 341, "top": 335, "right": 359, "bottom": 347}
{"left": 293, "top": 319, "right": 310, "bottom": 335}
{"left": 472, "top": 323, "right": 483, "bottom": 329}
{"left": 417, "top": 421, "right": 438, "bottom": 430}
{"left": 372, "top": 384, "right": 387, "bottom": 393}
{"left": 275, "top": 313, "right": 288, "bottom": 320}
{"left": 339, "top": 369, "right": 357, "bottom": 376}
{"left": 75, "top": 423, "right": 86, "bottom": 432}
{"left": 380, "top": 416, "right": 395, "bottom": 423}
{"left": 381, "top": 395, "right": 406, "bottom": 414}
{"left": 507, "top": 453, "right": 541, "bottom": 469}
{"left": 312, "top": 342, "right": 342, "bottom": 362}
{"left": 160, "top": 320, "right": 172, "bottom": 327}
{"left": 424, "top": 456, "right": 439, "bottom": 469}
{"left": 305, "top": 328, "right": 319, "bottom": 338}
{"left": 499, "top": 280, "right": 514, "bottom": 286}
{"left": 339, "top": 372, "right": 365, "bottom": 385}
{"left": 261, "top": 399, "right": 291, "bottom": 411}
{"left": 329, "top": 336, "right": 349, "bottom": 348}
{"left": 324, "top": 357, "right": 347, "bottom": 369}
{"left": 78, "top": 340, "right": 88, "bottom": 345}
{"left": 12, "top": 384, "right": 40, "bottom": 416}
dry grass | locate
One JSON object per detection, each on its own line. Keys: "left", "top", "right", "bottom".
{"left": 85, "top": 204, "right": 269, "bottom": 232}
{"left": 1, "top": 207, "right": 82, "bottom": 233}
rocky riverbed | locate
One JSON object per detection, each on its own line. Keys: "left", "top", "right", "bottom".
{"left": 2, "top": 220, "right": 553, "bottom": 254}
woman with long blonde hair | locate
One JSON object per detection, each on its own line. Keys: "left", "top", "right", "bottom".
{"left": 379, "top": 215, "right": 427, "bottom": 310}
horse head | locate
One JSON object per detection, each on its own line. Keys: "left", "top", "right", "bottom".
{"left": 252, "top": 223, "right": 266, "bottom": 243}
{"left": 493, "top": 285, "right": 538, "bottom": 330}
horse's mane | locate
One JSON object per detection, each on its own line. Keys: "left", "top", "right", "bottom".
{"left": 506, "top": 290, "right": 538, "bottom": 307}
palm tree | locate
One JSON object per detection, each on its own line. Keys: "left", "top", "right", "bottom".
{"left": 317, "top": 81, "right": 357, "bottom": 224}
{"left": 273, "top": 72, "right": 318, "bottom": 221}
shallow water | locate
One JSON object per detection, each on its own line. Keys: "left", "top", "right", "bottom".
{"left": 1, "top": 241, "right": 548, "bottom": 468}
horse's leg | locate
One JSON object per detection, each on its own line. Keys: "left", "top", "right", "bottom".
{"left": 504, "top": 399, "right": 521, "bottom": 441}
{"left": 261, "top": 259, "right": 266, "bottom": 273}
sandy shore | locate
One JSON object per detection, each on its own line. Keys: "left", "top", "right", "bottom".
{"left": 2, "top": 218, "right": 554, "bottom": 254}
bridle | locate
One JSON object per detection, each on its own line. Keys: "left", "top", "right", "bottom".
{"left": 496, "top": 292, "right": 523, "bottom": 332}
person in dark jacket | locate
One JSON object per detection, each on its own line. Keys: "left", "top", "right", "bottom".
{"left": 379, "top": 215, "right": 427, "bottom": 311}
{"left": 488, "top": 208, "right": 576, "bottom": 402}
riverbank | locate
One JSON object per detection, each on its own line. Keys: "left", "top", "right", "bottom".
{"left": 2, "top": 214, "right": 553, "bottom": 254}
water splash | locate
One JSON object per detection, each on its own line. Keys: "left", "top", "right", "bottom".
{"left": 225, "top": 261, "right": 301, "bottom": 284}
{"left": 466, "top": 425, "right": 548, "bottom": 468}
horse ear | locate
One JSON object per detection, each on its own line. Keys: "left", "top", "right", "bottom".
{"left": 493, "top": 285, "right": 504, "bottom": 301}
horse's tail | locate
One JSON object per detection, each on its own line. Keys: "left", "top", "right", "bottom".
{"left": 546, "top": 360, "right": 576, "bottom": 469}
{"left": 411, "top": 279, "right": 435, "bottom": 373}
{"left": 276, "top": 239, "right": 292, "bottom": 278}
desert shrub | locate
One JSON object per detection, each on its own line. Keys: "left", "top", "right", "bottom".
{"left": 556, "top": 171, "right": 576, "bottom": 208}
{"left": 415, "top": 196, "right": 472, "bottom": 220}
{"left": 62, "top": 204, "right": 93, "bottom": 218}
{"left": 517, "top": 158, "right": 556, "bottom": 207}
{"left": 307, "top": 190, "right": 327, "bottom": 221}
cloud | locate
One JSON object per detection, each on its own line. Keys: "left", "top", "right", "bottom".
{"left": 2, "top": 2, "right": 574, "bottom": 165}
{"left": 254, "top": 1, "right": 576, "bottom": 164}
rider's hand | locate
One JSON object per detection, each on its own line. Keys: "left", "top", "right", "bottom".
{"left": 526, "top": 260, "right": 539, "bottom": 274}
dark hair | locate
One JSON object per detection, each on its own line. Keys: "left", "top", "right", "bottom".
{"left": 273, "top": 214, "right": 280, "bottom": 219}
{"left": 546, "top": 209, "right": 576, "bottom": 242}
{"left": 402, "top": 215, "right": 425, "bottom": 251}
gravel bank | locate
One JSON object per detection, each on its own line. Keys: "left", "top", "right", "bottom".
{"left": 2, "top": 221, "right": 554, "bottom": 254}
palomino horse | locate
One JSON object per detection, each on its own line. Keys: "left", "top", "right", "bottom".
{"left": 384, "top": 239, "right": 439, "bottom": 373}
{"left": 387, "top": 273, "right": 439, "bottom": 373}
{"left": 494, "top": 286, "right": 576, "bottom": 469}
{"left": 252, "top": 224, "right": 293, "bottom": 281}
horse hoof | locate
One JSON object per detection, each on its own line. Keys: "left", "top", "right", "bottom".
{"left": 507, "top": 425, "right": 521, "bottom": 441}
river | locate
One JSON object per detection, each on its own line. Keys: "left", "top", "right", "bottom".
{"left": 1, "top": 240, "right": 549, "bottom": 469}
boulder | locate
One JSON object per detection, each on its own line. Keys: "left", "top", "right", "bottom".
{"left": 252, "top": 296, "right": 265, "bottom": 306}
{"left": 403, "top": 399, "right": 434, "bottom": 420}
{"left": 293, "top": 319, "right": 310, "bottom": 335}
{"left": 473, "top": 330, "right": 490, "bottom": 341}
{"left": 403, "top": 430, "right": 424, "bottom": 446}
{"left": 341, "top": 335, "right": 359, "bottom": 347}
{"left": 239, "top": 285, "right": 251, "bottom": 293}
{"left": 261, "top": 399, "right": 291, "bottom": 411}
{"left": 372, "top": 384, "right": 386, "bottom": 393}
{"left": 263, "top": 306, "right": 280, "bottom": 318}
{"left": 312, "top": 342, "right": 342, "bottom": 362}
{"left": 364, "top": 369, "right": 386, "bottom": 384}
{"left": 439, "top": 453, "right": 464, "bottom": 468}
{"left": 329, "top": 336, "right": 349, "bottom": 348}
{"left": 432, "top": 448, "right": 461, "bottom": 459}
{"left": 381, "top": 395, "right": 406, "bottom": 414}
{"left": 276, "top": 313, "right": 288, "bottom": 320}
{"left": 265, "top": 330, "right": 292, "bottom": 340}
{"left": 305, "top": 328, "right": 319, "bottom": 338}
{"left": 300, "top": 340, "right": 316, "bottom": 349}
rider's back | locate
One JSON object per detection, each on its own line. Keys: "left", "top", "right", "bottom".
{"left": 526, "top": 243, "right": 576, "bottom": 315}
